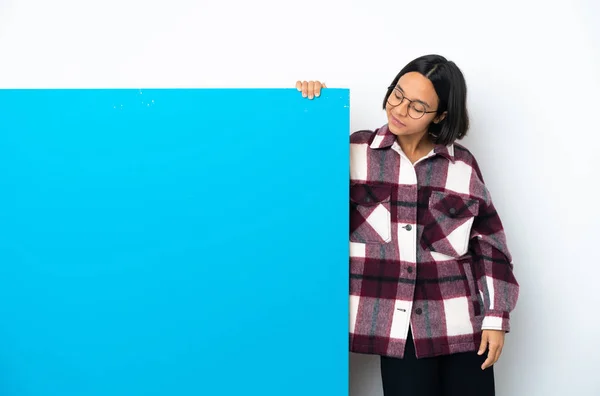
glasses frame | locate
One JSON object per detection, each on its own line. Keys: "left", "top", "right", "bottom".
{"left": 387, "top": 85, "right": 438, "bottom": 120}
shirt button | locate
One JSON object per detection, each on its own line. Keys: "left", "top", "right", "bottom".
{"left": 407, "top": 266, "right": 413, "bottom": 274}
{"left": 415, "top": 308, "right": 423, "bottom": 315}
{"left": 449, "top": 208, "right": 456, "bottom": 215}
{"left": 404, "top": 224, "right": 412, "bottom": 231}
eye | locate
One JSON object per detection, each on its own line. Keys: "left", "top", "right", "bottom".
{"left": 411, "top": 103, "right": 426, "bottom": 114}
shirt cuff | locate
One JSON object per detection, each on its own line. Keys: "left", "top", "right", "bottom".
{"left": 481, "top": 311, "right": 511, "bottom": 332}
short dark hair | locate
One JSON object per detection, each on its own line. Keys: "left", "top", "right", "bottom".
{"left": 382, "top": 54, "right": 469, "bottom": 146}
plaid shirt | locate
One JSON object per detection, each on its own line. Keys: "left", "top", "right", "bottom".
{"left": 349, "top": 125, "right": 519, "bottom": 359}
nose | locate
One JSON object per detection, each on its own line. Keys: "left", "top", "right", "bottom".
{"left": 393, "top": 98, "right": 409, "bottom": 117}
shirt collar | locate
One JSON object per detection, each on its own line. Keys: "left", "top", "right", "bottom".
{"left": 369, "top": 124, "right": 397, "bottom": 149}
{"left": 369, "top": 124, "right": 455, "bottom": 163}
{"left": 433, "top": 144, "right": 455, "bottom": 162}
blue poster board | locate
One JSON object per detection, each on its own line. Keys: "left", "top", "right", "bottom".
{"left": 0, "top": 89, "right": 349, "bottom": 396}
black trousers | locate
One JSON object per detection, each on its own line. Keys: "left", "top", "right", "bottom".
{"left": 380, "top": 328, "right": 495, "bottom": 396}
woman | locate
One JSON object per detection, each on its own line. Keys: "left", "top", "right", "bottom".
{"left": 297, "top": 54, "right": 519, "bottom": 396}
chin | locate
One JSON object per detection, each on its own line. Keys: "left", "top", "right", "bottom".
{"left": 387, "top": 123, "right": 408, "bottom": 136}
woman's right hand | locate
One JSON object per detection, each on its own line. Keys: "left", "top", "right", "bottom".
{"left": 295, "top": 81, "right": 327, "bottom": 100}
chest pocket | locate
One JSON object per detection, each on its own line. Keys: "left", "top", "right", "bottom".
{"left": 421, "top": 191, "right": 479, "bottom": 257}
{"left": 350, "top": 183, "right": 392, "bottom": 244}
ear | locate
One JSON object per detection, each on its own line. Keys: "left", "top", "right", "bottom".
{"left": 434, "top": 111, "right": 447, "bottom": 124}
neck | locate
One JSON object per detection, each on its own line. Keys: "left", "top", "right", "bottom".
{"left": 396, "top": 132, "right": 433, "bottom": 158}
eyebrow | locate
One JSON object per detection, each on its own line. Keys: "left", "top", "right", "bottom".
{"left": 396, "top": 85, "right": 431, "bottom": 108}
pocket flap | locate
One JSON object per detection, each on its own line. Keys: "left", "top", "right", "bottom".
{"left": 350, "top": 184, "right": 392, "bottom": 206}
{"left": 430, "top": 191, "right": 479, "bottom": 218}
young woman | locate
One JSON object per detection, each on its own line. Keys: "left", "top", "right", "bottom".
{"left": 297, "top": 54, "right": 519, "bottom": 396}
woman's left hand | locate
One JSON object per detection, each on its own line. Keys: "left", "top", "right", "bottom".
{"left": 478, "top": 329, "right": 505, "bottom": 370}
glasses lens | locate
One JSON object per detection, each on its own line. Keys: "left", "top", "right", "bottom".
{"left": 389, "top": 90, "right": 403, "bottom": 106}
{"left": 408, "top": 103, "right": 426, "bottom": 119}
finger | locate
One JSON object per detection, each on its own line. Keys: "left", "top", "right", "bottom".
{"left": 481, "top": 352, "right": 495, "bottom": 370}
{"left": 308, "top": 81, "right": 315, "bottom": 99}
{"left": 482, "top": 344, "right": 499, "bottom": 370}
{"left": 478, "top": 333, "right": 488, "bottom": 356}
{"left": 493, "top": 345, "right": 503, "bottom": 365}
{"left": 315, "top": 81, "right": 325, "bottom": 97}
{"left": 322, "top": 83, "right": 327, "bottom": 88}
{"left": 489, "top": 343, "right": 499, "bottom": 360}
{"left": 296, "top": 81, "right": 302, "bottom": 91}
{"left": 302, "top": 81, "right": 308, "bottom": 98}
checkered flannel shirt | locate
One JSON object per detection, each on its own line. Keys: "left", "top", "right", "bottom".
{"left": 349, "top": 124, "right": 519, "bottom": 359}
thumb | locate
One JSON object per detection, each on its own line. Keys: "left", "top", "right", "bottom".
{"left": 478, "top": 332, "right": 488, "bottom": 355}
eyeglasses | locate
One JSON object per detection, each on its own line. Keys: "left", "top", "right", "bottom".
{"left": 387, "top": 86, "right": 438, "bottom": 119}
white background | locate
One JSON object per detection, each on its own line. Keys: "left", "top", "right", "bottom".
{"left": 1, "top": 0, "right": 599, "bottom": 395}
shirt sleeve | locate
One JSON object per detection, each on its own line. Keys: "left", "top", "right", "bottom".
{"left": 469, "top": 171, "right": 519, "bottom": 332}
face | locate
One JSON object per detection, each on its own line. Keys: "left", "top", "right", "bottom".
{"left": 385, "top": 72, "right": 446, "bottom": 138}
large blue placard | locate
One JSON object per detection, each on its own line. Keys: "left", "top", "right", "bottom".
{"left": 0, "top": 88, "right": 349, "bottom": 396}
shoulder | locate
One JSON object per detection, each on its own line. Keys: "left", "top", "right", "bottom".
{"left": 452, "top": 142, "right": 476, "bottom": 162}
{"left": 349, "top": 128, "right": 384, "bottom": 181}
{"left": 452, "top": 142, "right": 485, "bottom": 182}
{"left": 452, "top": 143, "right": 497, "bottom": 207}
{"left": 350, "top": 128, "right": 380, "bottom": 145}
{"left": 350, "top": 124, "right": 389, "bottom": 145}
